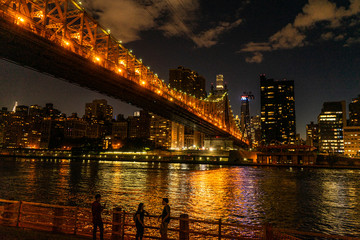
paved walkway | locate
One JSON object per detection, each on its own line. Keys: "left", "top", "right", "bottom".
{"left": 0, "top": 225, "right": 89, "bottom": 240}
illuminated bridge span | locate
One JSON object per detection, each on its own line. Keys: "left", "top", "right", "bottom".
{"left": 0, "top": 0, "right": 247, "bottom": 146}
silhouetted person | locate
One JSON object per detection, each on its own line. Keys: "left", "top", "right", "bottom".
{"left": 92, "top": 194, "right": 105, "bottom": 240}
{"left": 158, "top": 198, "right": 170, "bottom": 239}
{"left": 135, "top": 203, "right": 149, "bottom": 240}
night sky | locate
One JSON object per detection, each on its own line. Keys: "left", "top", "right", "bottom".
{"left": 1, "top": 0, "right": 360, "bottom": 138}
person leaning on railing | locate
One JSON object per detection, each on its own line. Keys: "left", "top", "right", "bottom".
{"left": 158, "top": 198, "right": 171, "bottom": 240}
{"left": 135, "top": 203, "right": 149, "bottom": 240}
{"left": 92, "top": 194, "right": 106, "bottom": 240}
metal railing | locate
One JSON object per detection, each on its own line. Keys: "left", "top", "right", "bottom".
{"left": 0, "top": 199, "right": 359, "bottom": 239}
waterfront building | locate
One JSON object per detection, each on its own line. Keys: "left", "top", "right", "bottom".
{"left": 234, "top": 115, "right": 240, "bottom": 130}
{"left": 343, "top": 126, "right": 360, "bottom": 156}
{"left": 184, "top": 127, "right": 204, "bottom": 149}
{"left": 29, "top": 105, "right": 43, "bottom": 118}
{"left": 64, "top": 116, "right": 87, "bottom": 139}
{"left": 149, "top": 113, "right": 184, "bottom": 149}
{"left": 249, "top": 115, "right": 261, "bottom": 147}
{"left": 169, "top": 66, "right": 206, "bottom": 99}
{"left": 44, "top": 103, "right": 61, "bottom": 119}
{"left": 0, "top": 108, "right": 9, "bottom": 147}
{"left": 260, "top": 74, "right": 296, "bottom": 144}
{"left": 84, "top": 99, "right": 113, "bottom": 122}
{"left": 84, "top": 99, "right": 113, "bottom": 138}
{"left": 40, "top": 118, "right": 65, "bottom": 149}
{"left": 112, "top": 120, "right": 128, "bottom": 140}
{"left": 169, "top": 66, "right": 206, "bottom": 148}
{"left": 150, "top": 113, "right": 172, "bottom": 149}
{"left": 210, "top": 74, "right": 228, "bottom": 97}
{"left": 15, "top": 105, "right": 29, "bottom": 117}
{"left": 349, "top": 95, "right": 360, "bottom": 126}
{"left": 306, "top": 121, "right": 319, "bottom": 148}
{"left": 128, "top": 111, "right": 151, "bottom": 139}
{"left": 318, "top": 101, "right": 346, "bottom": 153}
{"left": 240, "top": 92, "right": 254, "bottom": 138}
{"left": 171, "top": 122, "right": 185, "bottom": 149}
{"left": 85, "top": 122, "right": 102, "bottom": 139}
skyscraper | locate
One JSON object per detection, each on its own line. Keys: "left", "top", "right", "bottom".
{"left": 84, "top": 99, "right": 113, "bottom": 122}
{"left": 260, "top": 74, "right": 296, "bottom": 144}
{"left": 216, "top": 74, "right": 224, "bottom": 91}
{"left": 344, "top": 95, "right": 360, "bottom": 156}
{"left": 306, "top": 121, "right": 319, "bottom": 148}
{"left": 349, "top": 95, "right": 360, "bottom": 126}
{"left": 240, "top": 92, "right": 254, "bottom": 138}
{"left": 128, "top": 111, "right": 151, "bottom": 139}
{"left": 318, "top": 101, "right": 346, "bottom": 153}
{"left": 169, "top": 66, "right": 206, "bottom": 99}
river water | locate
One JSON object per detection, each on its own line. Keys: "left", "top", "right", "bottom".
{"left": 0, "top": 157, "right": 359, "bottom": 237}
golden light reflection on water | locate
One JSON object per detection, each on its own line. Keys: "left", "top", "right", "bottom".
{"left": 1, "top": 158, "right": 360, "bottom": 237}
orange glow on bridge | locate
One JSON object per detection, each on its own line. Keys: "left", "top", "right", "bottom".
{"left": 0, "top": 0, "right": 247, "bottom": 145}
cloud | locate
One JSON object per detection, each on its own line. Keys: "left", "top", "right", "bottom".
{"left": 321, "top": 32, "right": 334, "bottom": 40}
{"left": 240, "top": 42, "right": 272, "bottom": 52}
{"left": 269, "top": 24, "right": 307, "bottom": 49}
{"left": 83, "top": 0, "right": 158, "bottom": 43}
{"left": 345, "top": 37, "right": 360, "bottom": 46}
{"left": 239, "top": 0, "right": 360, "bottom": 63}
{"left": 191, "top": 19, "right": 243, "bottom": 48}
{"left": 83, "top": 0, "right": 243, "bottom": 48}
{"left": 245, "top": 52, "right": 263, "bottom": 63}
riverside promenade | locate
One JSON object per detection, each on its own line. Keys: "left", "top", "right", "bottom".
{"left": 2, "top": 148, "right": 360, "bottom": 169}
{"left": 0, "top": 199, "right": 359, "bottom": 240}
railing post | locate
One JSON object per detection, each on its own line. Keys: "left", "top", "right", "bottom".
{"left": 111, "top": 207, "right": 122, "bottom": 240}
{"left": 179, "top": 214, "right": 189, "bottom": 240}
{"left": 121, "top": 210, "right": 125, "bottom": 240}
{"left": 218, "top": 218, "right": 221, "bottom": 240}
{"left": 16, "top": 201, "right": 22, "bottom": 227}
{"left": 73, "top": 207, "right": 78, "bottom": 235}
{"left": 263, "top": 223, "right": 273, "bottom": 240}
{"left": 52, "top": 207, "right": 64, "bottom": 233}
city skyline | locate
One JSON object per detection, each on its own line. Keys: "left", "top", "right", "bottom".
{"left": 1, "top": 0, "right": 360, "bottom": 138}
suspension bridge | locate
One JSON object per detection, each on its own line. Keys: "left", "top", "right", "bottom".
{"left": 0, "top": 0, "right": 248, "bottom": 147}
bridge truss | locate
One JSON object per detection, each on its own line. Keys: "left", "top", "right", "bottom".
{"left": 0, "top": 0, "right": 247, "bottom": 145}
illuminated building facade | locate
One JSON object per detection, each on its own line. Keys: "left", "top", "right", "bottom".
{"left": 84, "top": 99, "right": 113, "bottom": 138}
{"left": 150, "top": 113, "right": 172, "bottom": 148}
{"left": 184, "top": 127, "right": 204, "bottom": 149}
{"left": 169, "top": 66, "right": 206, "bottom": 148}
{"left": 234, "top": 115, "right": 240, "bottom": 130}
{"left": 210, "top": 74, "right": 228, "bottom": 97}
{"left": 306, "top": 121, "right": 319, "bottom": 148}
{"left": 318, "top": 101, "right": 346, "bottom": 153}
{"left": 128, "top": 111, "right": 151, "bottom": 139}
{"left": 112, "top": 120, "right": 128, "bottom": 140}
{"left": 171, "top": 122, "right": 184, "bottom": 149}
{"left": 349, "top": 95, "right": 360, "bottom": 126}
{"left": 240, "top": 92, "right": 254, "bottom": 138}
{"left": 260, "top": 74, "right": 296, "bottom": 144}
{"left": 169, "top": 66, "right": 206, "bottom": 99}
{"left": 64, "top": 115, "right": 86, "bottom": 139}
{"left": 150, "top": 113, "right": 184, "bottom": 149}
{"left": 84, "top": 99, "right": 113, "bottom": 122}
{"left": 343, "top": 126, "right": 360, "bottom": 156}
{"left": 216, "top": 74, "right": 224, "bottom": 90}
{"left": 249, "top": 115, "right": 261, "bottom": 146}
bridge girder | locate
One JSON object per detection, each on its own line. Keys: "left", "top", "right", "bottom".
{"left": 0, "top": 0, "right": 248, "bottom": 147}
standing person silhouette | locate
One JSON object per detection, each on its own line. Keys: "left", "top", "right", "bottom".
{"left": 135, "top": 203, "right": 149, "bottom": 240}
{"left": 158, "top": 198, "right": 170, "bottom": 239}
{"left": 92, "top": 194, "right": 106, "bottom": 240}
